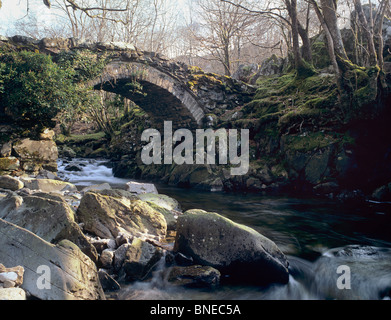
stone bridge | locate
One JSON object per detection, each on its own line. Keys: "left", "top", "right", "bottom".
{"left": 1, "top": 36, "right": 256, "bottom": 129}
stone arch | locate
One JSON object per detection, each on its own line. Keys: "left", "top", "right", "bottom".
{"left": 89, "top": 61, "right": 205, "bottom": 128}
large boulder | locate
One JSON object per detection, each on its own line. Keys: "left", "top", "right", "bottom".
{"left": 0, "top": 193, "right": 97, "bottom": 262}
{"left": 76, "top": 191, "right": 167, "bottom": 241}
{"left": 13, "top": 138, "right": 58, "bottom": 162}
{"left": 138, "top": 193, "right": 182, "bottom": 231}
{"left": 13, "top": 138, "right": 58, "bottom": 173}
{"left": 0, "top": 219, "right": 105, "bottom": 300}
{"left": 174, "top": 209, "right": 289, "bottom": 286}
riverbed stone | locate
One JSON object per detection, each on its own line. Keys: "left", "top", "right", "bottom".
{"left": 0, "top": 142, "right": 12, "bottom": 157}
{"left": 20, "top": 178, "right": 77, "bottom": 193}
{"left": 166, "top": 265, "right": 221, "bottom": 288}
{"left": 0, "top": 220, "right": 105, "bottom": 300}
{"left": 0, "top": 193, "right": 98, "bottom": 262}
{"left": 0, "top": 175, "right": 24, "bottom": 191}
{"left": 120, "top": 238, "right": 163, "bottom": 282}
{"left": 0, "top": 288, "right": 26, "bottom": 300}
{"left": 174, "top": 209, "right": 290, "bottom": 286}
{"left": 0, "top": 157, "right": 20, "bottom": 172}
{"left": 13, "top": 138, "right": 58, "bottom": 162}
{"left": 77, "top": 191, "right": 167, "bottom": 241}
{"left": 138, "top": 193, "right": 181, "bottom": 211}
{"left": 99, "top": 249, "right": 115, "bottom": 269}
{"left": 127, "top": 181, "right": 158, "bottom": 195}
{"left": 98, "top": 269, "right": 121, "bottom": 292}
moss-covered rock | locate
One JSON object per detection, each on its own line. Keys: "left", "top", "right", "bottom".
{"left": 174, "top": 209, "right": 289, "bottom": 286}
{"left": 76, "top": 191, "right": 167, "bottom": 241}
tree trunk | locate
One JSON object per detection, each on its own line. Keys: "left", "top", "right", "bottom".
{"left": 285, "top": 0, "right": 303, "bottom": 70}
{"left": 353, "top": 0, "right": 378, "bottom": 66}
{"left": 298, "top": 22, "right": 313, "bottom": 63}
{"left": 320, "top": 0, "right": 350, "bottom": 67}
{"left": 310, "top": 0, "right": 339, "bottom": 75}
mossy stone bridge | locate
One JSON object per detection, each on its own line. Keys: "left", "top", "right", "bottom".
{"left": 2, "top": 36, "right": 256, "bottom": 129}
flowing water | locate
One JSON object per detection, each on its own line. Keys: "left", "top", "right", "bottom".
{"left": 58, "top": 159, "right": 391, "bottom": 300}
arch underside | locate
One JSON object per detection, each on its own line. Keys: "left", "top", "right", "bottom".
{"left": 95, "top": 78, "right": 201, "bottom": 130}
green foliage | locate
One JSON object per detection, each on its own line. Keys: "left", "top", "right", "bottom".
{"left": 56, "top": 50, "right": 108, "bottom": 83}
{"left": 283, "top": 132, "right": 338, "bottom": 152}
{"left": 0, "top": 51, "right": 76, "bottom": 131}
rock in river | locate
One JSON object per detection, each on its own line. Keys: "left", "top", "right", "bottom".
{"left": 77, "top": 191, "right": 167, "bottom": 241}
{"left": 174, "top": 209, "right": 290, "bottom": 286}
{"left": 0, "top": 192, "right": 98, "bottom": 262}
{"left": 0, "top": 219, "right": 105, "bottom": 300}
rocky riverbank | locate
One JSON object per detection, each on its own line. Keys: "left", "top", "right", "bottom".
{"left": 0, "top": 175, "right": 290, "bottom": 300}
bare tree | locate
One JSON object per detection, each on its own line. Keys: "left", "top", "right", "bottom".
{"left": 189, "top": 0, "right": 259, "bottom": 76}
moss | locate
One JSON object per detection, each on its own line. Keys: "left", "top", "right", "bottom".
{"left": 59, "top": 132, "right": 106, "bottom": 144}
{"left": 312, "top": 41, "right": 332, "bottom": 69}
{"left": 296, "top": 60, "right": 317, "bottom": 79}
{"left": 0, "top": 157, "right": 19, "bottom": 171}
{"left": 284, "top": 132, "right": 338, "bottom": 152}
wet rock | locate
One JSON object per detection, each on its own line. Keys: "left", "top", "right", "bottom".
{"left": 371, "top": 183, "right": 391, "bottom": 202}
{"left": 174, "top": 209, "right": 289, "bottom": 286}
{"left": 98, "top": 269, "right": 121, "bottom": 292}
{"left": 0, "top": 176, "right": 24, "bottom": 191}
{"left": 313, "top": 182, "right": 340, "bottom": 196}
{"left": 65, "top": 165, "right": 82, "bottom": 172}
{"left": 0, "top": 220, "right": 105, "bottom": 300}
{"left": 166, "top": 265, "right": 221, "bottom": 288}
{"left": 312, "top": 246, "right": 391, "bottom": 300}
{"left": 120, "top": 238, "right": 163, "bottom": 282}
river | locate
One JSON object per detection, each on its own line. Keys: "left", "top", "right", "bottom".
{"left": 58, "top": 158, "right": 391, "bottom": 300}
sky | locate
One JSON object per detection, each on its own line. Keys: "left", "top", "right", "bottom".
{"left": 0, "top": 0, "right": 192, "bottom": 37}
{"left": 0, "top": 0, "right": 54, "bottom": 35}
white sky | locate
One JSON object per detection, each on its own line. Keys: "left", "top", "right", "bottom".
{"left": 0, "top": 0, "right": 54, "bottom": 35}
{"left": 0, "top": 0, "right": 191, "bottom": 37}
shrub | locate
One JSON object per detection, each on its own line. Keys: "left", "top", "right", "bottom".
{"left": 0, "top": 51, "right": 75, "bottom": 132}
